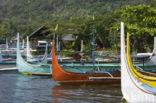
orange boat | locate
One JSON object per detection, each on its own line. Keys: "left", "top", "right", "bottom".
{"left": 52, "top": 40, "right": 120, "bottom": 85}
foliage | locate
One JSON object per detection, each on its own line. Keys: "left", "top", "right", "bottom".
{"left": 0, "top": 0, "right": 151, "bottom": 38}
{"left": 0, "top": 21, "right": 16, "bottom": 39}
{"left": 114, "top": 4, "right": 156, "bottom": 52}
{"left": 0, "top": 0, "right": 155, "bottom": 53}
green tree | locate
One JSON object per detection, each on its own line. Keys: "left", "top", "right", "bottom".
{"left": 0, "top": 21, "right": 16, "bottom": 39}
{"left": 114, "top": 4, "right": 156, "bottom": 52}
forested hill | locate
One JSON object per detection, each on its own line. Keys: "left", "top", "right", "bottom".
{"left": 0, "top": 0, "right": 153, "bottom": 38}
{"left": 0, "top": 0, "right": 151, "bottom": 22}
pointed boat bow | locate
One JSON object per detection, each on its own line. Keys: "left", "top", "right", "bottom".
{"left": 121, "top": 22, "right": 156, "bottom": 103}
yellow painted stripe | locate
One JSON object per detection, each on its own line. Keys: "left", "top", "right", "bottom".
{"left": 23, "top": 72, "right": 30, "bottom": 75}
{"left": 126, "top": 32, "right": 156, "bottom": 87}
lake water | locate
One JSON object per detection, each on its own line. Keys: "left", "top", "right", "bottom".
{"left": 0, "top": 70, "right": 124, "bottom": 103}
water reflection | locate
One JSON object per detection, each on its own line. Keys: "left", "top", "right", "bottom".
{"left": 0, "top": 71, "right": 19, "bottom": 103}
{"left": 15, "top": 74, "right": 55, "bottom": 103}
{"left": 0, "top": 71, "right": 124, "bottom": 103}
{"left": 52, "top": 84, "right": 122, "bottom": 103}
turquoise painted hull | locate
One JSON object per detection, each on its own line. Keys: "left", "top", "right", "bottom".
{"left": 16, "top": 33, "right": 51, "bottom": 75}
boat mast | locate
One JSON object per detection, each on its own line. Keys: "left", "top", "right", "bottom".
{"left": 6, "top": 39, "right": 8, "bottom": 50}
{"left": 92, "top": 15, "right": 95, "bottom": 71}
{"left": 22, "top": 39, "right": 25, "bottom": 49}
{"left": 56, "top": 35, "right": 59, "bottom": 52}
{"left": 59, "top": 41, "right": 60, "bottom": 51}
{"left": 26, "top": 36, "right": 29, "bottom": 61}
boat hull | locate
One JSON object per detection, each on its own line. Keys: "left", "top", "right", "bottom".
{"left": 16, "top": 33, "right": 51, "bottom": 75}
{"left": 52, "top": 40, "right": 120, "bottom": 85}
{"left": 121, "top": 22, "right": 156, "bottom": 102}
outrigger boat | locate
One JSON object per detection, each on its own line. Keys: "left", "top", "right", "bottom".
{"left": 52, "top": 39, "right": 121, "bottom": 85}
{"left": 121, "top": 22, "right": 156, "bottom": 102}
{"left": 16, "top": 33, "right": 120, "bottom": 76}
{"left": 16, "top": 33, "right": 51, "bottom": 75}
{"left": 16, "top": 25, "right": 156, "bottom": 77}
{"left": 16, "top": 32, "right": 120, "bottom": 76}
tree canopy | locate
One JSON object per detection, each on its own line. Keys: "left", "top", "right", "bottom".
{"left": 0, "top": 0, "right": 155, "bottom": 52}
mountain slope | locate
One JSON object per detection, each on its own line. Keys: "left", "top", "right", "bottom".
{"left": 1, "top": 0, "right": 152, "bottom": 23}
{"left": 0, "top": 0, "right": 152, "bottom": 38}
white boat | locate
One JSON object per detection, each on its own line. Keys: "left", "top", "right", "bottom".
{"left": 121, "top": 22, "right": 156, "bottom": 103}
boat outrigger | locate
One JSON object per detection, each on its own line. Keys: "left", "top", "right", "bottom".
{"left": 121, "top": 22, "right": 156, "bottom": 102}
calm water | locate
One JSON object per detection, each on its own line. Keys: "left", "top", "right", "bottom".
{"left": 0, "top": 70, "right": 124, "bottom": 103}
